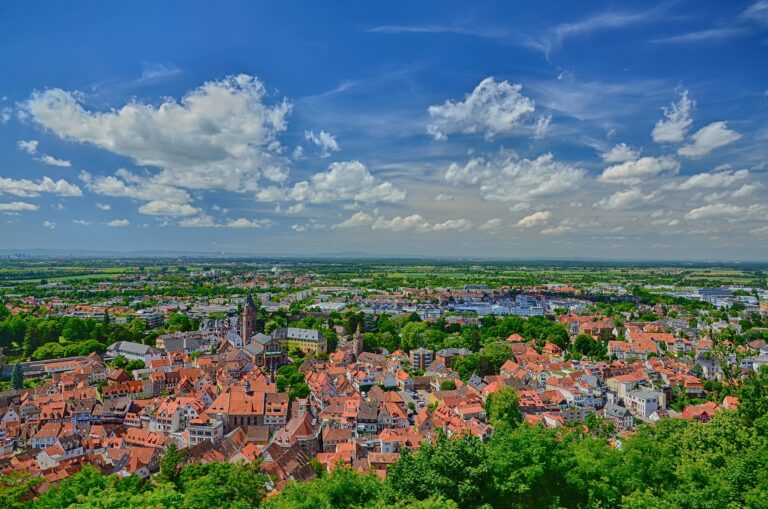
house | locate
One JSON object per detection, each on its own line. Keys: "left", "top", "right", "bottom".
{"left": 106, "top": 341, "right": 163, "bottom": 365}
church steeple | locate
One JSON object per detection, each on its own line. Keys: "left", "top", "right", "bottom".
{"left": 353, "top": 323, "right": 364, "bottom": 357}
{"left": 242, "top": 293, "right": 256, "bottom": 345}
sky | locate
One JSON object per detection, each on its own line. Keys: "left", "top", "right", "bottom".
{"left": 1, "top": 0, "right": 767, "bottom": 260}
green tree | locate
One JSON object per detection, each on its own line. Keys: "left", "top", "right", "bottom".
{"left": 11, "top": 361, "right": 23, "bottom": 390}
{"left": 484, "top": 386, "right": 522, "bottom": 429}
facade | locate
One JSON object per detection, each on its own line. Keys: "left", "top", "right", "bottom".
{"left": 410, "top": 348, "right": 434, "bottom": 370}
{"left": 272, "top": 327, "right": 327, "bottom": 355}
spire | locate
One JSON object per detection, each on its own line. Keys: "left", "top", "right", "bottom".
{"left": 246, "top": 292, "right": 256, "bottom": 309}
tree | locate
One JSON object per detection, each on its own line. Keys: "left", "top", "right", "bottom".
{"left": 439, "top": 380, "right": 457, "bottom": 391}
{"left": 484, "top": 386, "right": 522, "bottom": 429}
{"left": 11, "top": 361, "right": 23, "bottom": 390}
{"left": 158, "top": 443, "right": 186, "bottom": 486}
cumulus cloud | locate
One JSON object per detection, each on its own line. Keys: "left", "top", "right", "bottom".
{"left": 261, "top": 161, "right": 405, "bottom": 204}
{"left": 43, "top": 221, "right": 56, "bottom": 229}
{"left": 665, "top": 168, "right": 749, "bottom": 190}
{"left": 138, "top": 201, "right": 201, "bottom": 216}
{"left": 16, "top": 139, "right": 71, "bottom": 167}
{"left": 0, "top": 176, "right": 82, "bottom": 197}
{"left": 677, "top": 121, "right": 742, "bottom": 158}
{"left": 685, "top": 202, "right": 764, "bottom": 220}
{"left": 37, "top": 155, "right": 72, "bottom": 167}
{"left": 601, "top": 143, "right": 640, "bottom": 163}
{"left": 24, "top": 74, "right": 291, "bottom": 192}
{"left": 304, "top": 130, "right": 340, "bottom": 158}
{"left": 372, "top": 214, "right": 430, "bottom": 231}
{"left": 445, "top": 151, "right": 584, "bottom": 202}
{"left": 179, "top": 215, "right": 273, "bottom": 228}
{"left": 732, "top": 182, "right": 762, "bottom": 198}
{"left": 594, "top": 188, "right": 652, "bottom": 210}
{"left": 652, "top": 90, "right": 694, "bottom": 143}
{"left": 96, "top": 203, "right": 111, "bottom": 210}
{"left": 427, "top": 77, "right": 535, "bottom": 140}
{"left": 285, "top": 203, "right": 306, "bottom": 214}
{"left": 17, "top": 140, "right": 39, "bottom": 154}
{"left": 433, "top": 194, "right": 454, "bottom": 202}
{"left": 83, "top": 169, "right": 196, "bottom": 216}
{"left": 0, "top": 201, "right": 39, "bottom": 212}
{"left": 516, "top": 210, "right": 552, "bottom": 227}
{"left": 334, "top": 211, "right": 375, "bottom": 228}
{"left": 599, "top": 156, "right": 679, "bottom": 184}
{"left": 226, "top": 218, "right": 275, "bottom": 228}
{"left": 540, "top": 225, "right": 572, "bottom": 235}
{"left": 479, "top": 218, "right": 503, "bottom": 231}
{"left": 72, "top": 219, "right": 92, "bottom": 225}
{"left": 432, "top": 218, "right": 473, "bottom": 231}
{"left": 107, "top": 219, "right": 130, "bottom": 227}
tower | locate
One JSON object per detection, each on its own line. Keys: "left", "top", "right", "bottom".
{"left": 242, "top": 293, "right": 256, "bottom": 345}
{"left": 352, "top": 323, "right": 364, "bottom": 357}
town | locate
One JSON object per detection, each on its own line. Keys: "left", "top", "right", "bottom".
{"left": 0, "top": 259, "right": 767, "bottom": 507}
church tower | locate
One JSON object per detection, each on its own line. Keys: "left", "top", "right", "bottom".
{"left": 352, "top": 323, "right": 364, "bottom": 357}
{"left": 242, "top": 293, "right": 256, "bottom": 345}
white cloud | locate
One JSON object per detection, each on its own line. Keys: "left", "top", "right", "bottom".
{"left": 652, "top": 90, "right": 694, "bottom": 143}
{"left": 137, "top": 201, "right": 201, "bottom": 217}
{"left": 685, "top": 202, "right": 764, "bottom": 220}
{"left": 85, "top": 169, "right": 194, "bottom": 213}
{"left": 17, "top": 139, "right": 72, "bottom": 167}
{"left": 334, "top": 211, "right": 375, "bottom": 228}
{"left": 96, "top": 202, "right": 111, "bottom": 210}
{"left": 445, "top": 151, "right": 584, "bottom": 202}
{"left": 17, "top": 140, "right": 39, "bottom": 154}
{"left": 285, "top": 203, "right": 306, "bottom": 214}
{"left": 1, "top": 107, "right": 11, "bottom": 123}
{"left": 433, "top": 194, "right": 454, "bottom": 202}
{"left": 479, "top": 218, "right": 503, "bottom": 231}
{"left": 179, "top": 215, "right": 273, "bottom": 228}
{"left": 292, "top": 145, "right": 304, "bottom": 160}
{"left": 677, "top": 121, "right": 742, "bottom": 158}
{"left": 427, "top": 77, "right": 535, "bottom": 140}
{"left": 666, "top": 168, "right": 749, "bottom": 190}
{"left": 594, "top": 188, "right": 650, "bottom": 210}
{"left": 25, "top": 74, "right": 292, "bottom": 193}
{"left": 263, "top": 160, "right": 405, "bottom": 204}
{"left": 516, "top": 210, "right": 552, "bottom": 227}
{"left": 599, "top": 156, "right": 679, "bottom": 184}
{"left": 601, "top": 143, "right": 640, "bottom": 163}
{"left": 72, "top": 219, "right": 92, "bottom": 225}
{"left": 372, "top": 214, "right": 430, "bottom": 231}
{"left": 43, "top": 221, "right": 56, "bottom": 229}
{"left": 540, "top": 225, "right": 572, "bottom": 235}
{"left": 533, "top": 115, "right": 552, "bottom": 138}
{"left": 509, "top": 202, "right": 530, "bottom": 212}
{"left": 107, "top": 219, "right": 130, "bottom": 227}
{"left": 304, "top": 130, "right": 340, "bottom": 158}
{"left": 0, "top": 176, "right": 82, "bottom": 197}
{"left": 37, "top": 154, "right": 72, "bottom": 167}
{"left": 0, "top": 201, "right": 38, "bottom": 212}
{"left": 732, "top": 182, "right": 762, "bottom": 198}
{"left": 226, "top": 218, "right": 274, "bottom": 228}
{"left": 432, "top": 218, "right": 473, "bottom": 231}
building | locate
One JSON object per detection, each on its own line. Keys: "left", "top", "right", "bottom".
{"left": 271, "top": 327, "right": 327, "bottom": 355}
{"left": 106, "top": 341, "right": 163, "bottom": 365}
{"left": 134, "top": 309, "right": 164, "bottom": 328}
{"left": 410, "top": 348, "right": 434, "bottom": 370}
{"left": 242, "top": 294, "right": 257, "bottom": 343}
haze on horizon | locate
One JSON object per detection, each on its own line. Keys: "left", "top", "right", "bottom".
{"left": 1, "top": 1, "right": 767, "bottom": 261}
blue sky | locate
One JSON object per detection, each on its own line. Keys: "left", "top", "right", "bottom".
{"left": 1, "top": 0, "right": 767, "bottom": 259}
